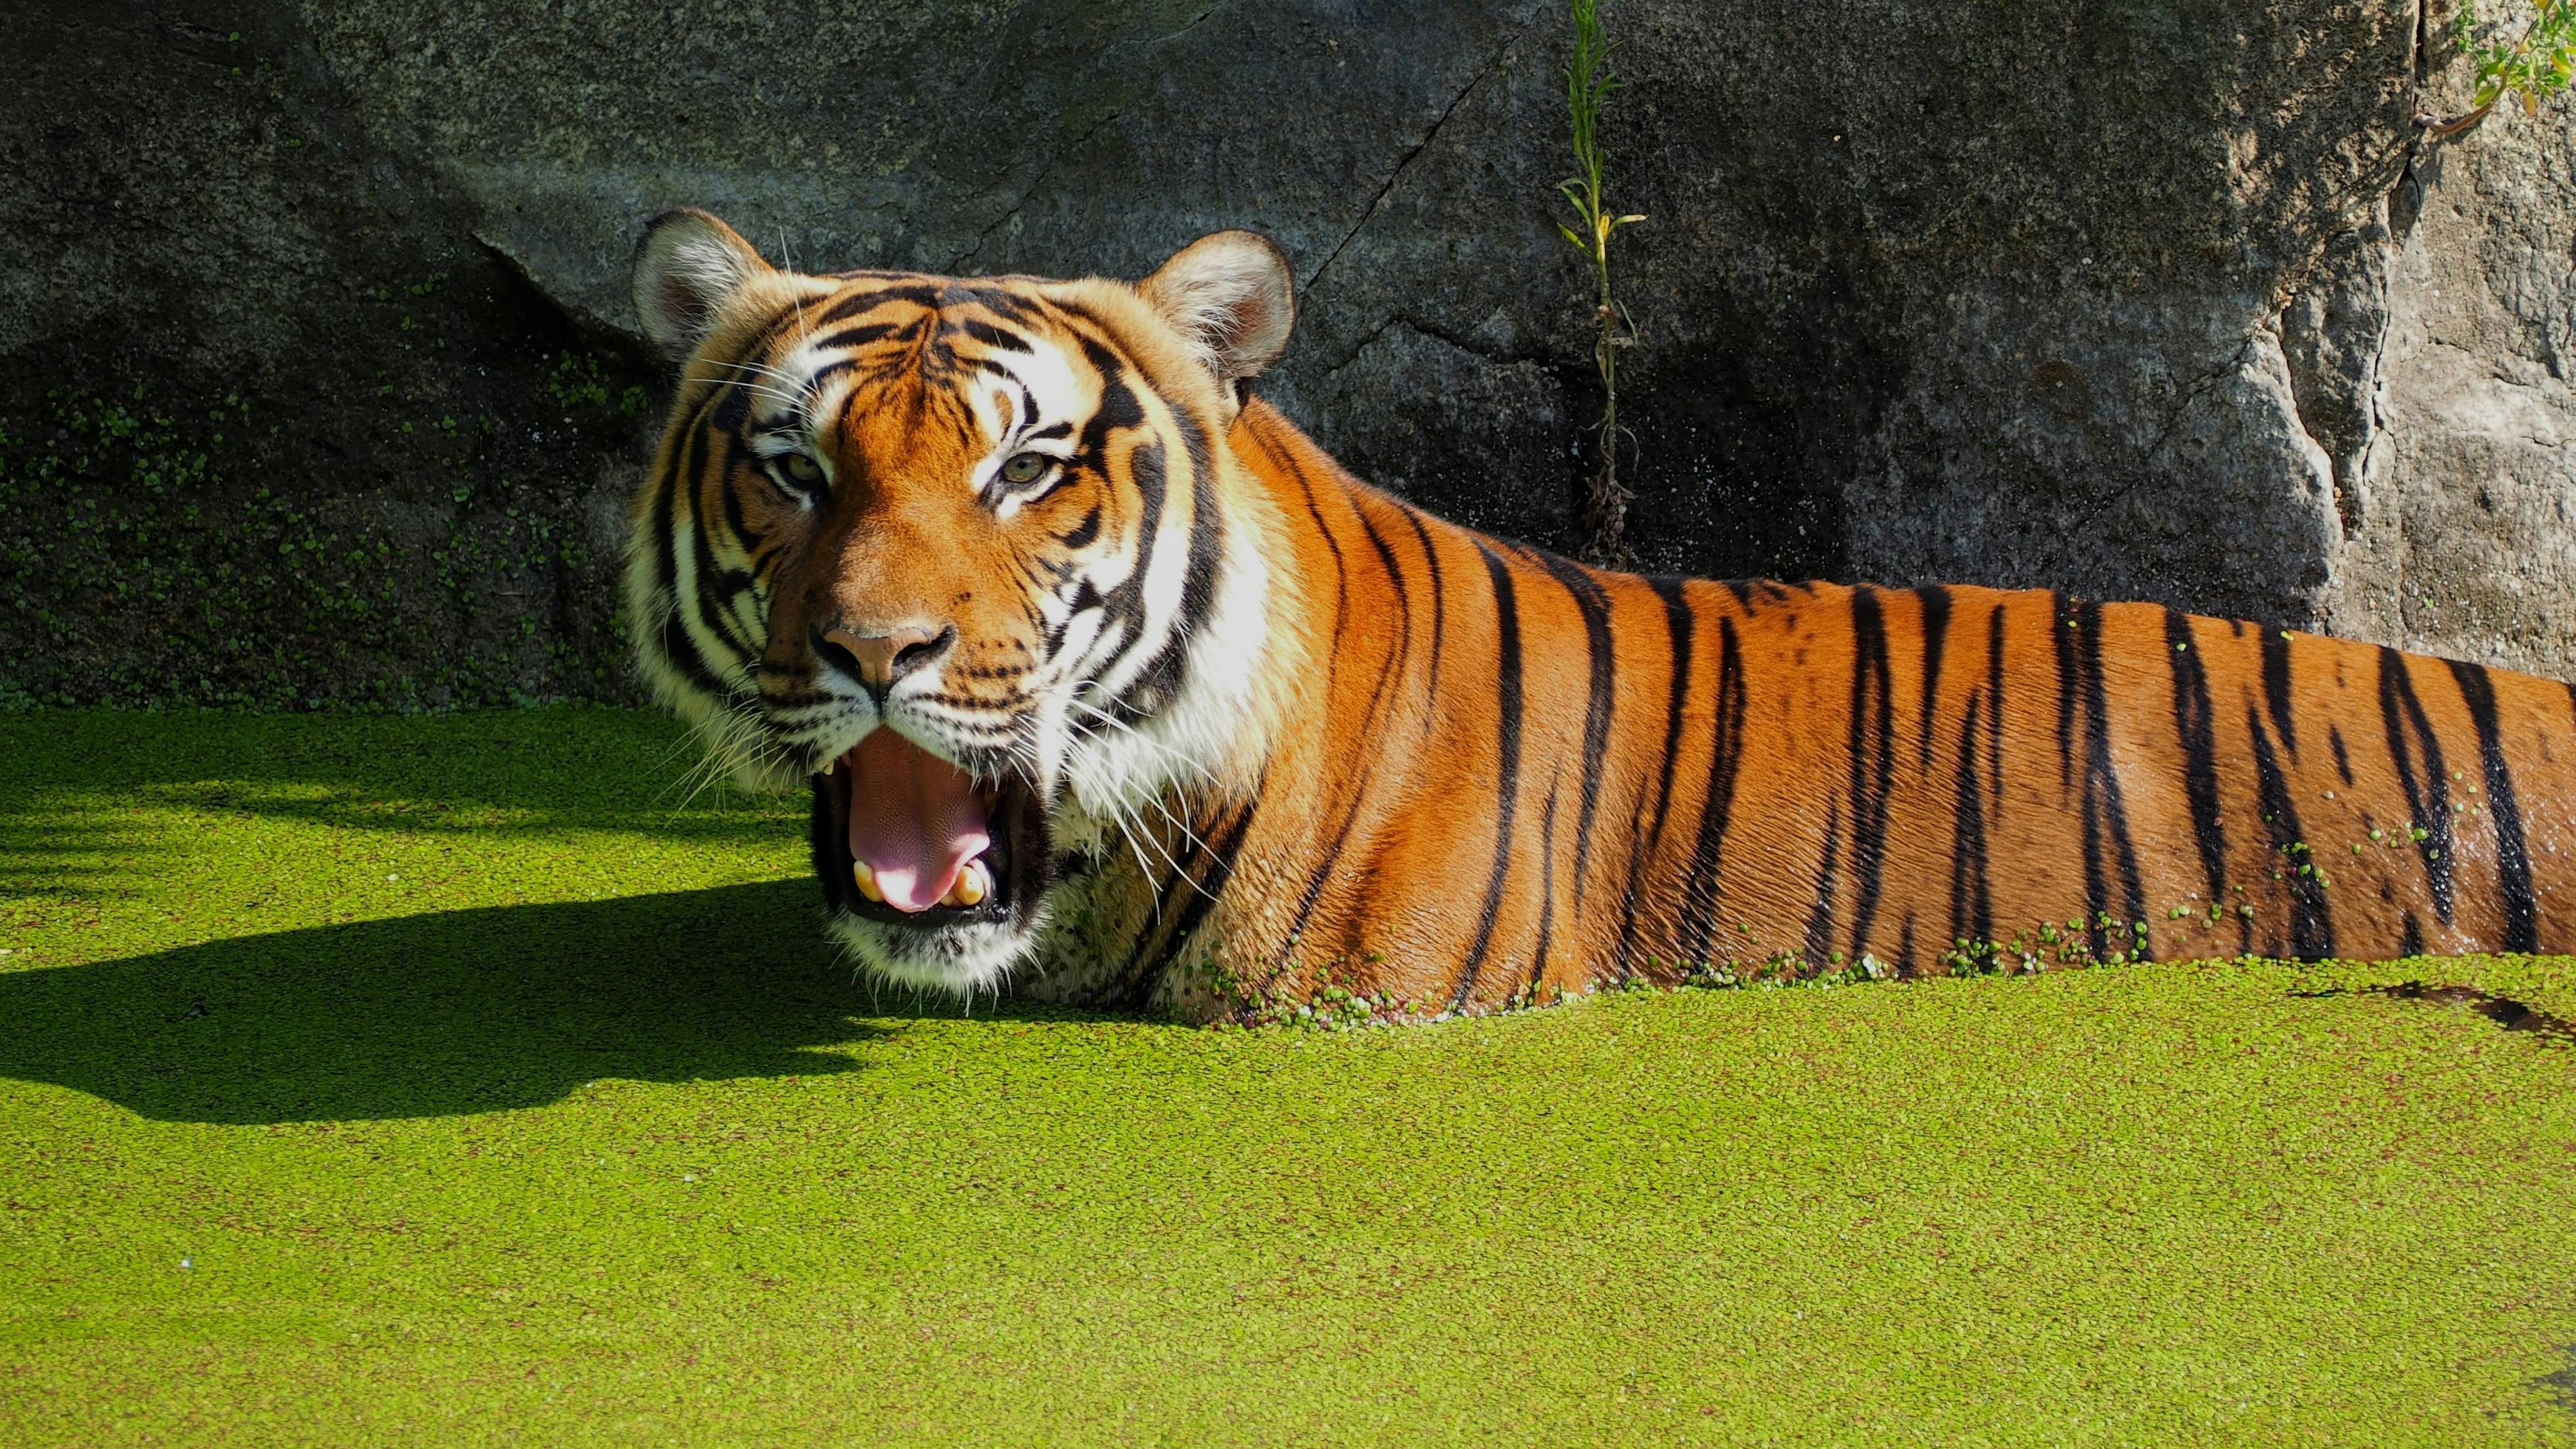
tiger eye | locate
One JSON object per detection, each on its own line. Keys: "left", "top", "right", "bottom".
{"left": 1000, "top": 451, "right": 1048, "bottom": 485}
{"left": 782, "top": 453, "right": 823, "bottom": 484}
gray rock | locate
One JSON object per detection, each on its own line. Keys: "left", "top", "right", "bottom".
{"left": 4, "top": 0, "right": 2571, "bottom": 707}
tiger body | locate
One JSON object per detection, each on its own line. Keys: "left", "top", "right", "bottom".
{"left": 626, "top": 210, "right": 2576, "bottom": 1022}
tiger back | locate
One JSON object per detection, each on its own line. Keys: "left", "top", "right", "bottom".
{"left": 625, "top": 210, "right": 2576, "bottom": 1022}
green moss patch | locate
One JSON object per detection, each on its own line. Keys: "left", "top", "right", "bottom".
{"left": 3, "top": 709, "right": 2573, "bottom": 1445}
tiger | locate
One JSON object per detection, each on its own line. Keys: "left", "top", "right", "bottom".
{"left": 624, "top": 207, "right": 2576, "bottom": 1022}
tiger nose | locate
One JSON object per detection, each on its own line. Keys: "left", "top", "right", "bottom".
{"left": 820, "top": 623, "right": 955, "bottom": 693}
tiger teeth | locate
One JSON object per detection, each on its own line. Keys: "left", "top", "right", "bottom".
{"left": 852, "top": 859, "right": 884, "bottom": 903}
{"left": 947, "top": 859, "right": 992, "bottom": 908}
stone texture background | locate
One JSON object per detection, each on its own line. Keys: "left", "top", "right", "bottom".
{"left": 5, "top": 0, "right": 2573, "bottom": 707}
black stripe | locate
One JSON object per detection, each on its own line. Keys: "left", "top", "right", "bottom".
{"left": 1133, "top": 796, "right": 1263, "bottom": 1005}
{"left": 805, "top": 324, "right": 933, "bottom": 390}
{"left": 1678, "top": 616, "right": 1749, "bottom": 965}
{"left": 1529, "top": 549, "right": 1619, "bottom": 917}
{"left": 1844, "top": 586, "right": 1898, "bottom": 959}
{"left": 2443, "top": 660, "right": 2539, "bottom": 952}
{"left": 1063, "top": 340, "right": 1159, "bottom": 689}
{"left": 716, "top": 433, "right": 760, "bottom": 545}
{"left": 651, "top": 398, "right": 713, "bottom": 597}
{"left": 809, "top": 321, "right": 907, "bottom": 353}
{"left": 708, "top": 359, "right": 781, "bottom": 436}
{"left": 656, "top": 610, "right": 731, "bottom": 701}
{"left": 1076, "top": 335, "right": 1149, "bottom": 458}
{"left": 1350, "top": 497, "right": 1415, "bottom": 679}
{"left": 2164, "top": 609, "right": 2231, "bottom": 931}
{"left": 686, "top": 459, "right": 762, "bottom": 664}
{"left": 2329, "top": 725, "right": 2355, "bottom": 785}
{"left": 813, "top": 285, "right": 949, "bottom": 325}
{"left": 2249, "top": 702, "right": 2335, "bottom": 959}
{"left": 2075, "top": 600, "right": 2151, "bottom": 961}
{"left": 1450, "top": 543, "right": 1527, "bottom": 1011}
{"left": 645, "top": 402, "right": 729, "bottom": 698}
{"left": 1260, "top": 494, "right": 1428, "bottom": 961}
{"left": 1276, "top": 786, "right": 1368, "bottom": 974}
{"left": 1118, "top": 425, "right": 1224, "bottom": 720}
{"left": 959, "top": 286, "right": 1045, "bottom": 326}
{"left": 1264, "top": 467, "right": 1356, "bottom": 967}
{"left": 1802, "top": 800, "right": 1844, "bottom": 971}
{"left": 1916, "top": 584, "right": 1953, "bottom": 769}
{"left": 705, "top": 303, "right": 810, "bottom": 434}
{"left": 957, "top": 317, "right": 1033, "bottom": 353}
{"left": 2263, "top": 628, "right": 2300, "bottom": 760}
{"left": 1946, "top": 692, "right": 1994, "bottom": 959}
{"left": 1394, "top": 504, "right": 1448, "bottom": 714}
{"left": 1290, "top": 459, "right": 1350, "bottom": 648}
{"left": 1274, "top": 499, "right": 1416, "bottom": 967}
{"left": 1093, "top": 784, "right": 1264, "bottom": 1007}
{"left": 1530, "top": 779, "right": 1561, "bottom": 992}
{"left": 2377, "top": 647, "right": 2456, "bottom": 923}
{"left": 1092, "top": 826, "right": 1207, "bottom": 992}
{"left": 811, "top": 291, "right": 890, "bottom": 326}
{"left": 1618, "top": 577, "right": 1698, "bottom": 977}
{"left": 1985, "top": 606, "right": 2006, "bottom": 812}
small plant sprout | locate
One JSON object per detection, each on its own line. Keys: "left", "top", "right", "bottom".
{"left": 1558, "top": 0, "right": 1645, "bottom": 566}
{"left": 2429, "top": 0, "right": 2576, "bottom": 135}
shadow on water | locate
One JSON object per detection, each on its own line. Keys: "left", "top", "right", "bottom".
{"left": 2293, "top": 980, "right": 2576, "bottom": 1047}
{"left": 2542, "top": 1344, "right": 2576, "bottom": 1415}
{"left": 0, "top": 707, "right": 810, "bottom": 902}
{"left": 2367, "top": 982, "right": 2576, "bottom": 1045}
{"left": 0, "top": 879, "right": 1104, "bottom": 1125}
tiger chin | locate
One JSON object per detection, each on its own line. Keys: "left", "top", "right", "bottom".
{"left": 625, "top": 208, "right": 2576, "bottom": 1024}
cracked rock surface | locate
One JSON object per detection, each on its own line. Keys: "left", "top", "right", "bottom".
{"left": 4, "top": 0, "right": 2573, "bottom": 704}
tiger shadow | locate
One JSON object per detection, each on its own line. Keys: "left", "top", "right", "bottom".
{"left": 0, "top": 879, "right": 1104, "bottom": 1124}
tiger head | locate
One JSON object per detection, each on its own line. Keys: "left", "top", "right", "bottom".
{"left": 624, "top": 210, "right": 1302, "bottom": 994}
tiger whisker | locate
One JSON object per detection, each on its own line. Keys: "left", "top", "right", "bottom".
{"left": 1065, "top": 695, "right": 1218, "bottom": 787}
{"left": 1065, "top": 720, "right": 1212, "bottom": 902}
{"left": 701, "top": 357, "right": 807, "bottom": 388}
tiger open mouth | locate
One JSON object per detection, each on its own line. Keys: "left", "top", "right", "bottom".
{"left": 815, "top": 728, "right": 1051, "bottom": 931}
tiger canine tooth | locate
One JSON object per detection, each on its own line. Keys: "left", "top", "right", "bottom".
{"left": 954, "top": 859, "right": 990, "bottom": 907}
{"left": 852, "top": 859, "right": 884, "bottom": 902}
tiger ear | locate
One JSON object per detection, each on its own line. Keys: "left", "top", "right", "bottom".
{"left": 632, "top": 209, "right": 774, "bottom": 360}
{"left": 1139, "top": 230, "right": 1296, "bottom": 388}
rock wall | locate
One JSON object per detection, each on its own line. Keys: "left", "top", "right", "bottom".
{"left": 5, "top": 0, "right": 2572, "bottom": 708}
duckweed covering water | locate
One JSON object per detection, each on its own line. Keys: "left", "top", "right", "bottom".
{"left": 3, "top": 710, "right": 2573, "bottom": 1445}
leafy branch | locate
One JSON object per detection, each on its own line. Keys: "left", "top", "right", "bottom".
{"left": 1558, "top": 0, "right": 1645, "bottom": 568}
{"left": 2426, "top": 0, "right": 2576, "bottom": 135}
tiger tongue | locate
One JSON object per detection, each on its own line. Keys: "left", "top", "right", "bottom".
{"left": 842, "top": 729, "right": 992, "bottom": 913}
